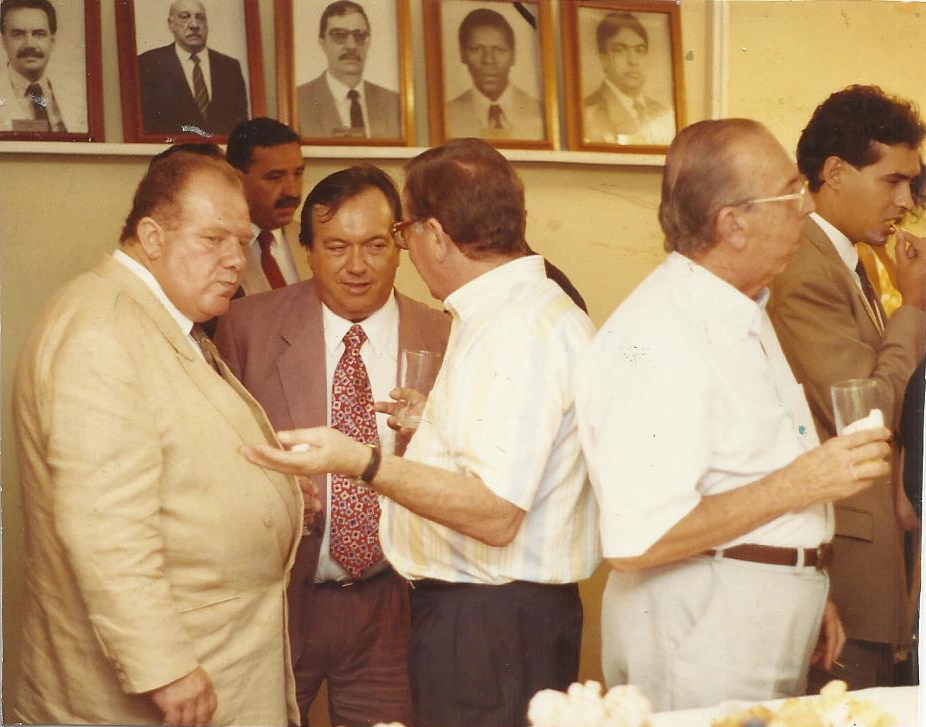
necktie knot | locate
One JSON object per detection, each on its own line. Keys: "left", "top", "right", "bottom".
{"left": 343, "top": 323, "right": 367, "bottom": 352}
{"left": 258, "top": 230, "right": 286, "bottom": 289}
{"left": 488, "top": 104, "right": 504, "bottom": 129}
{"left": 347, "top": 89, "right": 359, "bottom": 100}
{"left": 258, "top": 229, "right": 274, "bottom": 253}
{"left": 191, "top": 53, "right": 201, "bottom": 64}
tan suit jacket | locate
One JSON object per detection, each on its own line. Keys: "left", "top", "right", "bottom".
{"left": 214, "top": 279, "right": 450, "bottom": 663}
{"left": 768, "top": 219, "right": 926, "bottom": 644}
{"left": 12, "top": 255, "right": 302, "bottom": 725}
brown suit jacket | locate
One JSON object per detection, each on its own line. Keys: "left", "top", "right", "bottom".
{"left": 213, "top": 279, "right": 450, "bottom": 663}
{"left": 12, "top": 255, "right": 301, "bottom": 725}
{"left": 768, "top": 218, "right": 926, "bottom": 644}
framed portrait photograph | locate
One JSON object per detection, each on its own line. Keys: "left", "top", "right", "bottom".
{"left": 424, "top": 0, "right": 558, "bottom": 150}
{"left": 115, "top": 0, "right": 265, "bottom": 143}
{"left": 0, "top": 0, "right": 103, "bottom": 141}
{"left": 276, "top": 0, "right": 414, "bottom": 146}
{"left": 562, "top": 0, "right": 685, "bottom": 153}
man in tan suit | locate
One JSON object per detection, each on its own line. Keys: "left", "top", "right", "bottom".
{"left": 215, "top": 165, "right": 449, "bottom": 726}
{"left": 769, "top": 84, "right": 926, "bottom": 690}
{"left": 12, "top": 152, "right": 302, "bottom": 725}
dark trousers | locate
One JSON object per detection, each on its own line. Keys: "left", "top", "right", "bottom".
{"left": 408, "top": 579, "right": 582, "bottom": 727}
{"left": 292, "top": 569, "right": 414, "bottom": 727}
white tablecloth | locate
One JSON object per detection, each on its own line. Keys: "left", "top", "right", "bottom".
{"left": 651, "top": 686, "right": 919, "bottom": 727}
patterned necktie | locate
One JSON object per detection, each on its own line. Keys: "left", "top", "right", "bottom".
{"left": 347, "top": 88, "right": 364, "bottom": 130}
{"left": 258, "top": 230, "right": 287, "bottom": 289}
{"left": 190, "top": 324, "right": 222, "bottom": 375}
{"left": 488, "top": 104, "right": 504, "bottom": 129}
{"left": 25, "top": 82, "right": 49, "bottom": 129}
{"left": 191, "top": 54, "right": 210, "bottom": 119}
{"left": 855, "top": 260, "right": 885, "bottom": 332}
{"left": 329, "top": 324, "right": 382, "bottom": 578}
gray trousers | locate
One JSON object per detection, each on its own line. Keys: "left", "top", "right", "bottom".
{"left": 602, "top": 554, "right": 828, "bottom": 711}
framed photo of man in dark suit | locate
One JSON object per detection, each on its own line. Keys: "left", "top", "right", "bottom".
{"left": 562, "top": 0, "right": 684, "bottom": 154}
{"left": 115, "top": 0, "right": 265, "bottom": 143}
{"left": 0, "top": 0, "right": 103, "bottom": 141}
{"left": 276, "top": 0, "right": 414, "bottom": 147}
{"left": 424, "top": 0, "right": 558, "bottom": 150}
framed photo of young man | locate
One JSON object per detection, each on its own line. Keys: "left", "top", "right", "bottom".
{"left": 115, "top": 0, "right": 265, "bottom": 143}
{"left": 424, "top": 0, "right": 558, "bottom": 150}
{"left": 0, "top": 0, "right": 103, "bottom": 141}
{"left": 562, "top": 0, "right": 684, "bottom": 153}
{"left": 276, "top": 0, "right": 414, "bottom": 146}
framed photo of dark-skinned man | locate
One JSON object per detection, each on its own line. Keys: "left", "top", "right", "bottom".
{"left": 276, "top": 0, "right": 415, "bottom": 146}
{"left": 0, "top": 0, "right": 103, "bottom": 141}
{"left": 562, "top": 0, "right": 685, "bottom": 153}
{"left": 424, "top": 0, "right": 559, "bottom": 150}
{"left": 115, "top": 0, "right": 266, "bottom": 143}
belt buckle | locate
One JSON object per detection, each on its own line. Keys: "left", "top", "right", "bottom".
{"left": 815, "top": 544, "right": 828, "bottom": 571}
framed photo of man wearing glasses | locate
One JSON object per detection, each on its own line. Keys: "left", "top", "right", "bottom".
{"left": 275, "top": 0, "right": 414, "bottom": 146}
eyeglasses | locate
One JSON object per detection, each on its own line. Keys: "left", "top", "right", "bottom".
{"left": 326, "top": 28, "right": 370, "bottom": 45}
{"left": 736, "top": 178, "right": 811, "bottom": 213}
{"left": 390, "top": 219, "right": 423, "bottom": 249}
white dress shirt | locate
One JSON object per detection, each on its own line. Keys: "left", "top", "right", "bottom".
{"left": 315, "top": 295, "right": 399, "bottom": 581}
{"left": 380, "top": 256, "right": 601, "bottom": 584}
{"left": 173, "top": 42, "right": 212, "bottom": 102}
{"left": 575, "top": 252, "right": 831, "bottom": 559}
{"left": 324, "top": 71, "right": 369, "bottom": 136}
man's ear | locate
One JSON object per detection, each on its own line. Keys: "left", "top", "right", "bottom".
{"left": 821, "top": 155, "right": 847, "bottom": 192}
{"left": 714, "top": 205, "right": 748, "bottom": 252}
{"left": 136, "top": 217, "right": 165, "bottom": 260}
{"left": 425, "top": 218, "right": 452, "bottom": 263}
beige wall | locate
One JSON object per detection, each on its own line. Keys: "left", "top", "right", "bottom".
{"left": 2, "top": 0, "right": 924, "bottom": 718}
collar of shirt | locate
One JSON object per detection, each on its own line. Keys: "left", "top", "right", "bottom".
{"left": 6, "top": 63, "right": 48, "bottom": 97}
{"left": 324, "top": 71, "right": 368, "bottom": 131}
{"left": 112, "top": 249, "right": 199, "bottom": 354}
{"left": 444, "top": 254, "right": 542, "bottom": 322}
{"left": 469, "top": 84, "right": 514, "bottom": 128}
{"left": 665, "top": 252, "right": 765, "bottom": 339}
{"left": 174, "top": 42, "right": 211, "bottom": 97}
{"left": 604, "top": 78, "right": 645, "bottom": 120}
{"left": 810, "top": 211, "right": 859, "bottom": 274}
{"left": 321, "top": 291, "right": 399, "bottom": 358}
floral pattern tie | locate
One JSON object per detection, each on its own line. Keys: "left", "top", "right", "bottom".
{"left": 329, "top": 324, "right": 382, "bottom": 578}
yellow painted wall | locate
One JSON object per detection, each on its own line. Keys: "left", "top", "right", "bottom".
{"left": 2, "top": 0, "right": 925, "bottom": 720}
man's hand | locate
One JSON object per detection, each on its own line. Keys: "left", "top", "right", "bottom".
{"left": 149, "top": 667, "right": 217, "bottom": 726}
{"left": 374, "top": 386, "right": 426, "bottom": 455}
{"left": 779, "top": 427, "right": 891, "bottom": 508}
{"left": 241, "top": 427, "right": 371, "bottom": 480}
{"left": 811, "top": 600, "right": 846, "bottom": 671}
{"left": 895, "top": 229, "right": 926, "bottom": 311}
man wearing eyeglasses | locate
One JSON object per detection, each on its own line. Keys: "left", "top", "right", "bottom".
{"left": 137, "top": 0, "right": 249, "bottom": 136}
{"left": 296, "top": 0, "right": 400, "bottom": 140}
{"left": 215, "top": 165, "right": 448, "bottom": 727}
{"left": 575, "top": 119, "right": 892, "bottom": 710}
{"left": 768, "top": 85, "right": 926, "bottom": 691}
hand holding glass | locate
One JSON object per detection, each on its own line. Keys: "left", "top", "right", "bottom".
{"left": 396, "top": 350, "right": 442, "bottom": 429}
{"left": 831, "top": 378, "right": 884, "bottom": 434}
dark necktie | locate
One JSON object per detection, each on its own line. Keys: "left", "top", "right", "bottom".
{"left": 329, "top": 324, "right": 382, "bottom": 578}
{"left": 855, "top": 260, "right": 885, "bottom": 331}
{"left": 191, "top": 54, "right": 210, "bottom": 119}
{"left": 488, "top": 104, "right": 504, "bottom": 129}
{"left": 258, "top": 230, "right": 287, "bottom": 289}
{"left": 347, "top": 89, "right": 364, "bottom": 130}
{"left": 190, "top": 324, "right": 222, "bottom": 374}
{"left": 25, "top": 82, "right": 49, "bottom": 129}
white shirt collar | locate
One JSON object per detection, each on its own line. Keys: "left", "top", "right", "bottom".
{"left": 112, "top": 249, "right": 196, "bottom": 339}
{"left": 469, "top": 83, "right": 514, "bottom": 126}
{"left": 810, "top": 211, "right": 858, "bottom": 273}
{"left": 444, "top": 255, "right": 542, "bottom": 322}
{"left": 604, "top": 78, "right": 644, "bottom": 117}
{"left": 6, "top": 63, "right": 49, "bottom": 96}
{"left": 321, "top": 291, "right": 399, "bottom": 357}
{"left": 325, "top": 70, "right": 363, "bottom": 101}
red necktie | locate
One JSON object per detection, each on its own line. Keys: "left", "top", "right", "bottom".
{"left": 329, "top": 324, "right": 382, "bottom": 578}
{"left": 258, "top": 230, "right": 287, "bottom": 289}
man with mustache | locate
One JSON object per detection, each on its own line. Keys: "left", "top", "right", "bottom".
{"left": 583, "top": 11, "right": 675, "bottom": 146}
{"left": 226, "top": 117, "right": 309, "bottom": 295}
{"left": 0, "top": 0, "right": 78, "bottom": 133}
{"left": 296, "top": 0, "right": 401, "bottom": 140}
{"left": 446, "top": 7, "right": 544, "bottom": 141}
{"left": 137, "top": 0, "right": 248, "bottom": 136}
{"left": 769, "top": 85, "right": 926, "bottom": 691}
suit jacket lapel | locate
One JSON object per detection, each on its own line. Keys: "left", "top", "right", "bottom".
{"left": 805, "top": 220, "right": 885, "bottom": 335}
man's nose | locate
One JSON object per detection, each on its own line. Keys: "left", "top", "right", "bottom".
{"left": 345, "top": 245, "right": 366, "bottom": 271}
{"left": 897, "top": 182, "right": 914, "bottom": 212}
{"left": 284, "top": 174, "right": 302, "bottom": 199}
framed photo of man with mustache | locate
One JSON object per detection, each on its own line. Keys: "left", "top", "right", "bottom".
{"left": 115, "top": 0, "right": 266, "bottom": 143}
{"left": 0, "top": 0, "right": 103, "bottom": 141}
{"left": 276, "top": 0, "right": 414, "bottom": 146}
{"left": 561, "top": 0, "right": 685, "bottom": 154}
{"left": 424, "top": 0, "right": 558, "bottom": 150}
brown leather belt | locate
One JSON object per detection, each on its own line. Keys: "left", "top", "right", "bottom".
{"left": 704, "top": 543, "right": 833, "bottom": 571}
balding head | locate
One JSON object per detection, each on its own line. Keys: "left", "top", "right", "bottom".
{"left": 168, "top": 0, "right": 207, "bottom": 54}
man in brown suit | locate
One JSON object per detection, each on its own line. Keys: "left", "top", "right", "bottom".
{"left": 215, "top": 165, "right": 449, "bottom": 726}
{"left": 12, "top": 152, "right": 302, "bottom": 725}
{"left": 769, "top": 84, "right": 926, "bottom": 690}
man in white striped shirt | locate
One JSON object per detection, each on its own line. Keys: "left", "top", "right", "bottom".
{"left": 243, "top": 138, "right": 601, "bottom": 727}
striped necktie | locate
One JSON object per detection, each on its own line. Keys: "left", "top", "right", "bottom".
{"left": 191, "top": 54, "right": 210, "bottom": 120}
